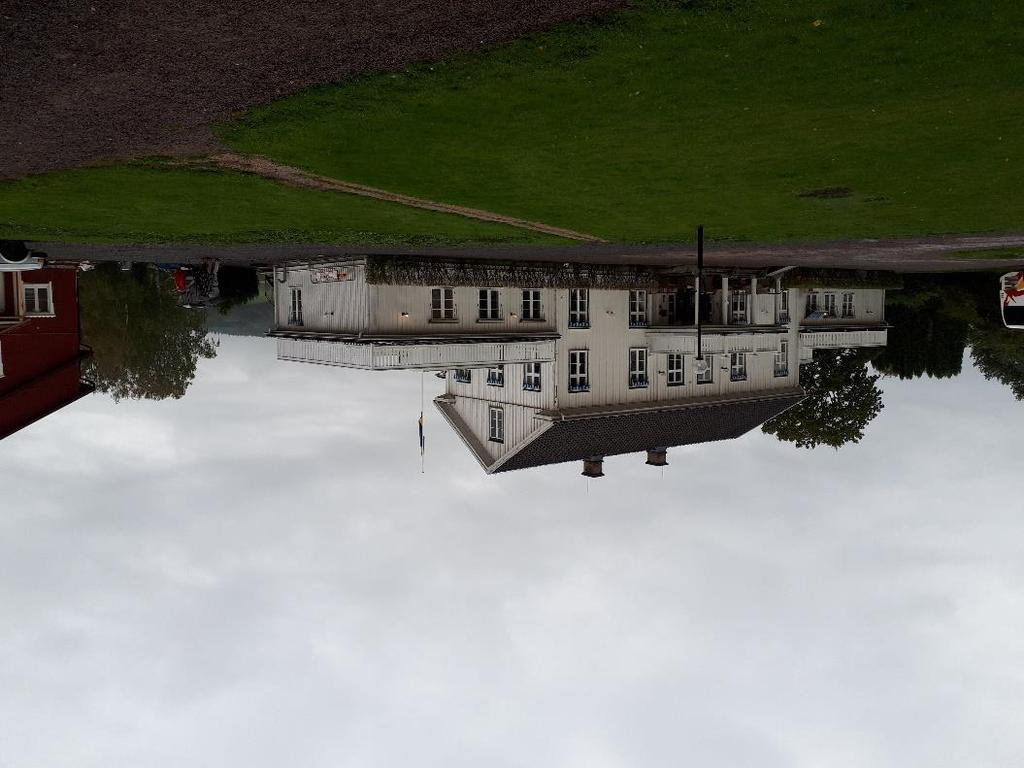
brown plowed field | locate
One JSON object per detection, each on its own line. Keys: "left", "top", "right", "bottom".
{"left": 0, "top": 0, "right": 624, "bottom": 179}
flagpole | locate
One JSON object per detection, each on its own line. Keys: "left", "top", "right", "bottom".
{"left": 420, "top": 370, "right": 425, "bottom": 474}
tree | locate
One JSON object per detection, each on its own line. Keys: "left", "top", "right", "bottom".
{"left": 215, "top": 265, "right": 260, "bottom": 314}
{"left": 80, "top": 264, "right": 218, "bottom": 401}
{"left": 873, "top": 298, "right": 969, "bottom": 380}
{"left": 970, "top": 325, "right": 1024, "bottom": 400}
{"left": 763, "top": 348, "right": 884, "bottom": 449}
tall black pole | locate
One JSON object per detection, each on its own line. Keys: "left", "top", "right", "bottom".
{"left": 696, "top": 225, "right": 704, "bottom": 361}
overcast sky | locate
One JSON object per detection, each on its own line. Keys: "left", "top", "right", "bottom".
{"left": 1, "top": 335, "right": 1022, "bottom": 768}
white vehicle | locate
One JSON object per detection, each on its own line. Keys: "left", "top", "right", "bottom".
{"left": 0, "top": 241, "right": 43, "bottom": 271}
{"left": 1000, "top": 271, "right": 1024, "bottom": 329}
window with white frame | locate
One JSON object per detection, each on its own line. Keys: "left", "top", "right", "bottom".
{"left": 696, "top": 355, "right": 714, "bottom": 384}
{"left": 523, "top": 362, "right": 542, "bottom": 392}
{"left": 488, "top": 405, "right": 505, "bottom": 443}
{"left": 628, "top": 290, "right": 648, "bottom": 327}
{"left": 805, "top": 292, "right": 819, "bottom": 316}
{"left": 841, "top": 292, "right": 855, "bottom": 318}
{"left": 431, "top": 287, "right": 456, "bottom": 320}
{"left": 730, "top": 291, "right": 748, "bottom": 323}
{"left": 667, "top": 353, "right": 685, "bottom": 386}
{"left": 521, "top": 290, "right": 543, "bottom": 320}
{"left": 568, "top": 349, "right": 590, "bottom": 392}
{"left": 779, "top": 290, "right": 790, "bottom": 321}
{"left": 568, "top": 289, "right": 589, "bottom": 328}
{"left": 629, "top": 347, "right": 649, "bottom": 388}
{"left": 287, "top": 287, "right": 302, "bottom": 325}
{"left": 822, "top": 293, "right": 837, "bottom": 316}
{"left": 730, "top": 352, "right": 747, "bottom": 381}
{"left": 486, "top": 365, "right": 504, "bottom": 387}
{"left": 774, "top": 340, "right": 789, "bottom": 377}
{"left": 478, "top": 289, "right": 501, "bottom": 320}
{"left": 665, "top": 292, "right": 679, "bottom": 324}
{"left": 453, "top": 369, "right": 472, "bottom": 384}
{"left": 23, "top": 284, "right": 53, "bottom": 316}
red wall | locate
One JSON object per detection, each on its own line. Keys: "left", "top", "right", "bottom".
{"left": 0, "top": 268, "right": 81, "bottom": 393}
{"left": 0, "top": 268, "right": 87, "bottom": 439}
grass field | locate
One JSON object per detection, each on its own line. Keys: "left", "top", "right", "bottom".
{"left": 221, "top": 0, "right": 1024, "bottom": 243}
{"left": 0, "top": 165, "right": 552, "bottom": 245}
{"left": 946, "top": 248, "right": 1024, "bottom": 261}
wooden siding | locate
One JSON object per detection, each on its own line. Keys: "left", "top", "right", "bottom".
{"left": 274, "top": 262, "right": 370, "bottom": 333}
{"left": 369, "top": 285, "right": 557, "bottom": 335}
{"left": 552, "top": 287, "right": 800, "bottom": 408}
{"left": 795, "top": 287, "right": 886, "bottom": 325}
{"left": 276, "top": 338, "right": 556, "bottom": 370}
{"left": 444, "top": 361, "right": 556, "bottom": 410}
{"left": 449, "top": 398, "right": 546, "bottom": 466}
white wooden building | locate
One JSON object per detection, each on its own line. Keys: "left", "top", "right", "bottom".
{"left": 268, "top": 260, "right": 890, "bottom": 475}
{"left": 268, "top": 261, "right": 557, "bottom": 369}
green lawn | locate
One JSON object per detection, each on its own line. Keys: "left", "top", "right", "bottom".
{"left": 946, "top": 248, "right": 1024, "bottom": 261}
{"left": 221, "top": 0, "right": 1024, "bottom": 243}
{"left": 0, "top": 165, "right": 551, "bottom": 245}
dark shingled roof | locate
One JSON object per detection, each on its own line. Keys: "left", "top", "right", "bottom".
{"left": 492, "top": 392, "right": 804, "bottom": 474}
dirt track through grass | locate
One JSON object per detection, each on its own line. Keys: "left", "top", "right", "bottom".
{"left": 193, "top": 153, "right": 605, "bottom": 242}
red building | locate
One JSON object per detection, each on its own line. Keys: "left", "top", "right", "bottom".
{"left": 0, "top": 266, "right": 94, "bottom": 440}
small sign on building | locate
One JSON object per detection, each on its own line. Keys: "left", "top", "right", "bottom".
{"left": 310, "top": 266, "right": 357, "bottom": 284}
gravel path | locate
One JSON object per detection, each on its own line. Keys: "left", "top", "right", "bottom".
{"left": 0, "top": 0, "right": 624, "bottom": 179}
{"left": 192, "top": 153, "right": 606, "bottom": 242}
{"left": 30, "top": 234, "right": 1024, "bottom": 273}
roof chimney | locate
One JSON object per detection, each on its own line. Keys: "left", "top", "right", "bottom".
{"left": 581, "top": 457, "right": 605, "bottom": 478}
{"left": 646, "top": 448, "right": 668, "bottom": 467}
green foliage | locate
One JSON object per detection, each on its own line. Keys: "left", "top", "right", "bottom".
{"left": 0, "top": 166, "right": 554, "bottom": 245}
{"left": 873, "top": 298, "right": 969, "bottom": 379}
{"left": 215, "top": 266, "right": 260, "bottom": 315}
{"left": 970, "top": 323, "right": 1024, "bottom": 400}
{"left": 875, "top": 274, "right": 1024, "bottom": 399}
{"left": 763, "top": 348, "right": 884, "bottom": 449}
{"left": 79, "top": 264, "right": 218, "bottom": 401}
{"left": 222, "top": 0, "right": 1024, "bottom": 243}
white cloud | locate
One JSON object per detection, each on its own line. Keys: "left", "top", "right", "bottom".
{"left": 0, "top": 337, "right": 1021, "bottom": 768}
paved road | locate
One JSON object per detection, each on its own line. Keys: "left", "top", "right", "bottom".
{"left": 31, "top": 233, "right": 1024, "bottom": 273}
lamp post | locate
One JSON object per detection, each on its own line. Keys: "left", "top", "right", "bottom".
{"left": 694, "top": 225, "right": 710, "bottom": 378}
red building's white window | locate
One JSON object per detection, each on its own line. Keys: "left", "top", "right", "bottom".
{"left": 23, "top": 284, "right": 53, "bottom": 316}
